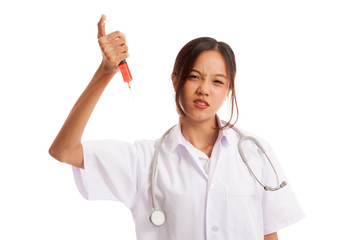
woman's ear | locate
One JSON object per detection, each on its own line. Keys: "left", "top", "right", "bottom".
{"left": 172, "top": 73, "right": 177, "bottom": 91}
{"left": 226, "top": 72, "right": 236, "bottom": 98}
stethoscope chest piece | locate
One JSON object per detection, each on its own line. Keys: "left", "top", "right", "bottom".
{"left": 150, "top": 209, "right": 166, "bottom": 227}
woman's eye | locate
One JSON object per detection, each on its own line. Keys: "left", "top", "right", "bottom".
{"left": 214, "top": 80, "right": 224, "bottom": 85}
{"left": 189, "top": 75, "right": 200, "bottom": 80}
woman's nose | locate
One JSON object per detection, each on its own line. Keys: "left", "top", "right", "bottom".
{"left": 196, "top": 81, "right": 210, "bottom": 96}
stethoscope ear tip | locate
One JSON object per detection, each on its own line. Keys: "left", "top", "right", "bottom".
{"left": 280, "top": 181, "right": 287, "bottom": 188}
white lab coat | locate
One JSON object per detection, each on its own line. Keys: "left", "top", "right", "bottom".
{"left": 73, "top": 121, "right": 305, "bottom": 239}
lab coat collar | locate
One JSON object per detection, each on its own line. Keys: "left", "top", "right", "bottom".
{"left": 165, "top": 116, "right": 230, "bottom": 153}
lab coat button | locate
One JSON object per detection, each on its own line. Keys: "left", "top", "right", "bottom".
{"left": 209, "top": 183, "right": 215, "bottom": 190}
{"left": 211, "top": 225, "right": 219, "bottom": 232}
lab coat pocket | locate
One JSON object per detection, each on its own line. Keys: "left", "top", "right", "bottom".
{"left": 226, "top": 183, "right": 260, "bottom": 233}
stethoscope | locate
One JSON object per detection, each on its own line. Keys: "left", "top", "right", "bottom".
{"left": 149, "top": 123, "right": 287, "bottom": 227}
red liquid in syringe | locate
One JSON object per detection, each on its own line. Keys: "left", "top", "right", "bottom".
{"left": 118, "top": 59, "right": 132, "bottom": 89}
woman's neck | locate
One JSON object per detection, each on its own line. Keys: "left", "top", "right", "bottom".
{"left": 180, "top": 117, "right": 219, "bottom": 157}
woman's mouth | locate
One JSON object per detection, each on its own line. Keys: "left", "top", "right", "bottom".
{"left": 194, "top": 99, "right": 209, "bottom": 109}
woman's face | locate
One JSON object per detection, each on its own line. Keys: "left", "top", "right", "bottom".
{"left": 179, "top": 50, "right": 230, "bottom": 124}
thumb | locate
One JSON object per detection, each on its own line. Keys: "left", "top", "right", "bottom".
{"left": 97, "top": 14, "right": 106, "bottom": 39}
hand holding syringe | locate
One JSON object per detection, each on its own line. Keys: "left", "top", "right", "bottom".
{"left": 49, "top": 15, "right": 135, "bottom": 169}
{"left": 97, "top": 15, "right": 133, "bottom": 89}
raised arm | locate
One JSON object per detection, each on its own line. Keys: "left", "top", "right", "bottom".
{"left": 49, "top": 15, "right": 129, "bottom": 168}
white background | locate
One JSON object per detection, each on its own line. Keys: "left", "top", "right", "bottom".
{"left": 1, "top": 0, "right": 359, "bottom": 239}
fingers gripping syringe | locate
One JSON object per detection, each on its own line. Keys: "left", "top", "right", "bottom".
{"left": 105, "top": 18, "right": 133, "bottom": 89}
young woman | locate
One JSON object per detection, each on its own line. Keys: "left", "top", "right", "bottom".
{"left": 49, "top": 15, "right": 304, "bottom": 240}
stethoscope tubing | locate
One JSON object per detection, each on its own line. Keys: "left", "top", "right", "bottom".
{"left": 150, "top": 125, "right": 176, "bottom": 210}
{"left": 149, "top": 123, "right": 287, "bottom": 227}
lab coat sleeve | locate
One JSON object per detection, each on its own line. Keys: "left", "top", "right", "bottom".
{"left": 72, "top": 140, "right": 153, "bottom": 208}
{"left": 258, "top": 138, "right": 305, "bottom": 235}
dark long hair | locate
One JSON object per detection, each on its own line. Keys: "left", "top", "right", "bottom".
{"left": 172, "top": 37, "right": 238, "bottom": 128}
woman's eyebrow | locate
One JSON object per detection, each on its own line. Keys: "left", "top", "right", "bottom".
{"left": 190, "top": 69, "right": 202, "bottom": 74}
{"left": 214, "top": 73, "right": 227, "bottom": 79}
{"left": 191, "top": 69, "right": 227, "bottom": 78}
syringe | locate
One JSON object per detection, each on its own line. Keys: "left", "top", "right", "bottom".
{"left": 118, "top": 59, "right": 132, "bottom": 89}
{"left": 105, "top": 17, "right": 133, "bottom": 90}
